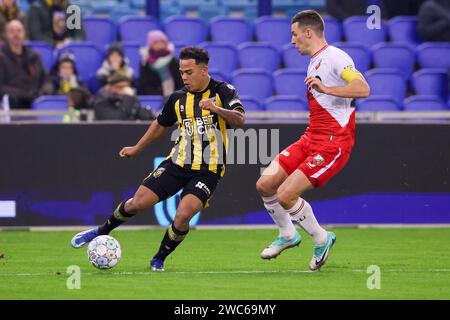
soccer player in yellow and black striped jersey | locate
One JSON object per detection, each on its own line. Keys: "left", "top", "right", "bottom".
{"left": 70, "top": 47, "right": 245, "bottom": 271}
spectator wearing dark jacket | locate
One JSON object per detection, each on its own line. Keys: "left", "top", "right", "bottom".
{"left": 138, "top": 30, "right": 183, "bottom": 97}
{"left": 0, "top": 20, "right": 53, "bottom": 108}
{"left": 418, "top": 0, "right": 450, "bottom": 42}
{"left": 96, "top": 43, "right": 134, "bottom": 88}
{"left": 27, "top": 0, "right": 84, "bottom": 48}
{"left": 93, "top": 73, "right": 155, "bottom": 121}
{"left": 0, "top": 0, "right": 27, "bottom": 42}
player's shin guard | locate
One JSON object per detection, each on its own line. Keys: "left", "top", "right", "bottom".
{"left": 153, "top": 223, "right": 189, "bottom": 261}
{"left": 287, "top": 198, "right": 328, "bottom": 245}
{"left": 262, "top": 194, "right": 297, "bottom": 239}
{"left": 98, "top": 201, "right": 134, "bottom": 235}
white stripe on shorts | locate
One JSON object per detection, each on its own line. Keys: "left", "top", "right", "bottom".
{"left": 310, "top": 148, "right": 342, "bottom": 179}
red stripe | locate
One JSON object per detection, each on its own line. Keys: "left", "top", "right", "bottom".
{"left": 311, "top": 44, "right": 328, "bottom": 58}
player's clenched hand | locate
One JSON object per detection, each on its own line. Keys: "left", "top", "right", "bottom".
{"left": 119, "top": 146, "right": 140, "bottom": 158}
{"left": 199, "top": 99, "right": 218, "bottom": 112}
{"left": 305, "top": 76, "right": 329, "bottom": 94}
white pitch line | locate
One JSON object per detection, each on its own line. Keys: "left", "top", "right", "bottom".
{"left": 2, "top": 269, "right": 450, "bottom": 277}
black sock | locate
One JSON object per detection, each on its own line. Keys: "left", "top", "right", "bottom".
{"left": 154, "top": 224, "right": 189, "bottom": 261}
{"left": 98, "top": 201, "right": 134, "bottom": 235}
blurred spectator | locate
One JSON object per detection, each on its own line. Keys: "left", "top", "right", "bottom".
{"left": 0, "top": 0, "right": 27, "bottom": 42}
{"left": 96, "top": 43, "right": 134, "bottom": 88}
{"left": 417, "top": 0, "right": 450, "bottom": 42}
{"left": 326, "top": 0, "right": 367, "bottom": 20}
{"left": 51, "top": 51, "right": 91, "bottom": 109}
{"left": 0, "top": 20, "right": 52, "bottom": 109}
{"left": 138, "top": 30, "right": 183, "bottom": 97}
{"left": 383, "top": 0, "right": 425, "bottom": 18}
{"left": 27, "top": 0, "right": 85, "bottom": 48}
{"left": 92, "top": 73, "right": 155, "bottom": 121}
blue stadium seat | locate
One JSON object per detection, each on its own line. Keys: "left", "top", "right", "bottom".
{"left": 282, "top": 44, "right": 309, "bottom": 70}
{"left": 222, "top": 0, "right": 258, "bottom": 21}
{"left": 90, "top": 0, "right": 117, "bottom": 15}
{"left": 178, "top": 0, "right": 221, "bottom": 22}
{"left": 232, "top": 69, "right": 273, "bottom": 103}
{"left": 403, "top": 95, "right": 448, "bottom": 111}
{"left": 173, "top": 42, "right": 187, "bottom": 59}
{"left": 130, "top": 0, "right": 146, "bottom": 9}
{"left": 26, "top": 41, "right": 54, "bottom": 71}
{"left": 138, "top": 95, "right": 164, "bottom": 111}
{"left": 238, "top": 42, "right": 280, "bottom": 73}
{"left": 356, "top": 96, "right": 401, "bottom": 111}
{"left": 323, "top": 15, "right": 342, "bottom": 44}
{"left": 111, "top": 6, "right": 140, "bottom": 23}
{"left": 57, "top": 42, "right": 104, "bottom": 82}
{"left": 164, "top": 16, "right": 208, "bottom": 45}
{"left": 209, "top": 69, "right": 229, "bottom": 82}
{"left": 273, "top": 69, "right": 308, "bottom": 102}
{"left": 334, "top": 42, "right": 371, "bottom": 73}
{"left": 239, "top": 95, "right": 264, "bottom": 111}
{"left": 255, "top": 16, "right": 291, "bottom": 48}
{"left": 121, "top": 41, "right": 141, "bottom": 78}
{"left": 32, "top": 96, "right": 68, "bottom": 122}
{"left": 265, "top": 96, "right": 308, "bottom": 111}
{"left": 364, "top": 68, "right": 406, "bottom": 104}
{"left": 343, "top": 16, "right": 387, "bottom": 48}
{"left": 119, "top": 16, "right": 161, "bottom": 46}
{"left": 412, "top": 69, "right": 448, "bottom": 101}
{"left": 388, "top": 16, "right": 419, "bottom": 45}
{"left": 371, "top": 43, "right": 415, "bottom": 79}
{"left": 199, "top": 42, "right": 238, "bottom": 75}
{"left": 416, "top": 42, "right": 450, "bottom": 69}
{"left": 210, "top": 16, "right": 253, "bottom": 46}
{"left": 83, "top": 17, "right": 116, "bottom": 49}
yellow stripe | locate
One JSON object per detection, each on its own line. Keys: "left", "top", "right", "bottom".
{"left": 191, "top": 91, "right": 206, "bottom": 171}
{"left": 176, "top": 92, "right": 195, "bottom": 167}
{"left": 215, "top": 94, "right": 228, "bottom": 176}
{"left": 167, "top": 99, "right": 181, "bottom": 160}
{"left": 198, "top": 90, "right": 218, "bottom": 174}
{"left": 340, "top": 66, "right": 363, "bottom": 83}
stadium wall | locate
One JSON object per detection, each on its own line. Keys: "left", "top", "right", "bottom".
{"left": 1, "top": 123, "right": 449, "bottom": 226}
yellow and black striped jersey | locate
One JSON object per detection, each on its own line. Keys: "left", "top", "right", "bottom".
{"left": 157, "top": 78, "right": 244, "bottom": 177}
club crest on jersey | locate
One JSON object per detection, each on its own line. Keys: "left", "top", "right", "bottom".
{"left": 153, "top": 167, "right": 166, "bottom": 178}
{"left": 312, "top": 154, "right": 325, "bottom": 166}
{"left": 183, "top": 118, "right": 194, "bottom": 136}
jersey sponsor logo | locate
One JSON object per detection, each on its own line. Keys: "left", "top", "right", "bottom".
{"left": 195, "top": 181, "right": 211, "bottom": 197}
{"left": 226, "top": 84, "right": 235, "bottom": 91}
{"left": 183, "top": 116, "right": 218, "bottom": 136}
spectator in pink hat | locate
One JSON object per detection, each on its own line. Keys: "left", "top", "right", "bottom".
{"left": 137, "top": 30, "right": 183, "bottom": 97}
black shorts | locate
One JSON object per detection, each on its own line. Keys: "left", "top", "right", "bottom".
{"left": 141, "top": 159, "right": 220, "bottom": 206}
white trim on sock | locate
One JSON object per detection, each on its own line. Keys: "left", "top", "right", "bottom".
{"left": 262, "top": 195, "right": 296, "bottom": 239}
{"left": 287, "top": 198, "right": 327, "bottom": 245}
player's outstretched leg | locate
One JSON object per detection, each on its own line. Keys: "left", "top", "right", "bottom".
{"left": 71, "top": 186, "right": 159, "bottom": 248}
{"left": 257, "top": 160, "right": 301, "bottom": 259}
{"left": 309, "top": 231, "right": 336, "bottom": 271}
{"left": 150, "top": 194, "right": 203, "bottom": 271}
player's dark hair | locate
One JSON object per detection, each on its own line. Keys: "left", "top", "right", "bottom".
{"left": 291, "top": 10, "right": 325, "bottom": 36}
{"left": 179, "top": 47, "right": 209, "bottom": 65}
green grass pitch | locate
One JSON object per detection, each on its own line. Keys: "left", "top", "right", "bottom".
{"left": 1, "top": 228, "right": 450, "bottom": 299}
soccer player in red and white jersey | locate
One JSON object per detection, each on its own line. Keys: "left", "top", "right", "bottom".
{"left": 256, "top": 10, "right": 370, "bottom": 271}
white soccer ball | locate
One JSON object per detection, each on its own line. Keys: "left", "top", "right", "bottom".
{"left": 87, "top": 235, "right": 121, "bottom": 269}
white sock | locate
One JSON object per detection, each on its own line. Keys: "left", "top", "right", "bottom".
{"left": 262, "top": 195, "right": 297, "bottom": 239}
{"left": 286, "top": 198, "right": 328, "bottom": 245}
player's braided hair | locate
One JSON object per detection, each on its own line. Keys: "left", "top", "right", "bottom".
{"left": 179, "top": 47, "right": 210, "bottom": 65}
{"left": 291, "top": 10, "right": 325, "bottom": 36}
